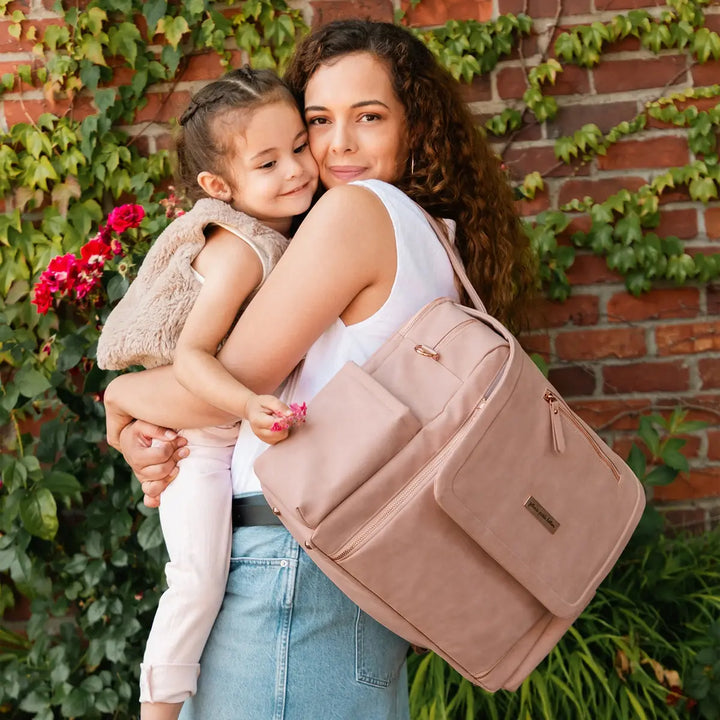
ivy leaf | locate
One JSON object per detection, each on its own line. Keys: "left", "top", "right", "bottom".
{"left": 554, "top": 136, "right": 578, "bottom": 163}
{"left": 50, "top": 176, "right": 81, "bottom": 216}
{"left": 19, "top": 487, "right": 59, "bottom": 540}
{"left": 689, "top": 176, "right": 718, "bottom": 202}
{"left": 93, "top": 87, "right": 116, "bottom": 114}
{"left": 143, "top": 0, "right": 167, "bottom": 36}
{"left": 14, "top": 366, "right": 52, "bottom": 398}
{"left": 108, "top": 22, "right": 141, "bottom": 67}
{"left": 78, "top": 35, "right": 107, "bottom": 66}
{"left": 157, "top": 16, "right": 190, "bottom": 50}
{"left": 161, "top": 44, "right": 182, "bottom": 76}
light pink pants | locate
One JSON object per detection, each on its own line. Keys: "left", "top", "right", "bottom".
{"left": 139, "top": 424, "right": 238, "bottom": 704}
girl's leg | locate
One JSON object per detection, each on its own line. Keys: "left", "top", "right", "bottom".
{"left": 181, "top": 525, "right": 409, "bottom": 720}
{"left": 140, "top": 426, "right": 237, "bottom": 719}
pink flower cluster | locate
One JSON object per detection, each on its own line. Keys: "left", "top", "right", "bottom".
{"left": 270, "top": 402, "right": 307, "bottom": 432}
{"left": 32, "top": 204, "right": 145, "bottom": 315}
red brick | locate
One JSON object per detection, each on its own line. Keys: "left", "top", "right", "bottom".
{"left": 603, "top": 36, "right": 642, "bottom": 54}
{"left": 656, "top": 322, "right": 720, "bottom": 355}
{"left": 458, "top": 74, "right": 491, "bottom": 104}
{"left": 502, "top": 144, "right": 589, "bottom": 181}
{"left": 544, "top": 65, "right": 590, "bottom": 98}
{"left": 692, "top": 59, "right": 720, "bottom": 87}
{"left": 593, "top": 56, "right": 688, "bottom": 94}
{"left": 0, "top": 18, "right": 59, "bottom": 51}
{"left": 556, "top": 327, "right": 646, "bottom": 360}
{"left": 597, "top": 136, "right": 689, "bottom": 171}
{"left": 603, "top": 360, "right": 690, "bottom": 393}
{"left": 3, "top": 95, "right": 95, "bottom": 126}
{"left": 154, "top": 133, "right": 174, "bottom": 151}
{"left": 653, "top": 467, "right": 720, "bottom": 501}
{"left": 706, "top": 207, "right": 720, "bottom": 239}
{"left": 600, "top": 0, "right": 665, "bottom": 8}
{"left": 660, "top": 506, "right": 708, "bottom": 533}
{"left": 180, "top": 52, "right": 227, "bottom": 83}
{"left": 700, "top": 358, "right": 720, "bottom": 389}
{"left": 505, "top": 35, "right": 540, "bottom": 62}
{"left": 655, "top": 208, "right": 698, "bottom": 239}
{"left": 496, "top": 65, "right": 526, "bottom": 100}
{"left": 312, "top": 0, "right": 394, "bottom": 25}
{"left": 705, "top": 13, "right": 720, "bottom": 33}
{"left": 401, "top": 0, "right": 492, "bottom": 26}
{"left": 518, "top": 332, "right": 550, "bottom": 360}
{"left": 566, "top": 253, "right": 623, "bottom": 285}
{"left": 709, "top": 430, "right": 720, "bottom": 461}
{"left": 548, "top": 365, "right": 596, "bottom": 396}
{"left": 515, "top": 190, "right": 551, "bottom": 216}
{"left": 134, "top": 90, "right": 191, "bottom": 124}
{"left": 558, "top": 176, "right": 647, "bottom": 206}
{"left": 709, "top": 286, "right": 720, "bottom": 316}
{"left": 103, "top": 65, "right": 135, "bottom": 89}
{"left": 571, "top": 398, "right": 652, "bottom": 431}
{"left": 528, "top": 293, "right": 599, "bottom": 330}
{"left": 606, "top": 287, "right": 700, "bottom": 322}
{"left": 549, "top": 101, "right": 636, "bottom": 138}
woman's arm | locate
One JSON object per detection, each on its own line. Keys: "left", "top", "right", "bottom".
{"left": 217, "top": 184, "right": 397, "bottom": 389}
{"left": 110, "top": 185, "right": 395, "bottom": 466}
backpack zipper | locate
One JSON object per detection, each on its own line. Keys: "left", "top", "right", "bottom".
{"left": 543, "top": 390, "right": 620, "bottom": 482}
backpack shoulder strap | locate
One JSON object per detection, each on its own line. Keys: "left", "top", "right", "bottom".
{"left": 417, "top": 207, "right": 487, "bottom": 314}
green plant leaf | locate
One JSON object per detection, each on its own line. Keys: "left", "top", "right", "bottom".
{"left": 19, "top": 487, "right": 59, "bottom": 540}
{"left": 644, "top": 465, "right": 678, "bottom": 486}
{"left": 14, "top": 366, "right": 52, "bottom": 398}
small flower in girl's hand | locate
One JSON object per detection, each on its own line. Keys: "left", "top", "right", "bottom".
{"left": 270, "top": 402, "right": 307, "bottom": 432}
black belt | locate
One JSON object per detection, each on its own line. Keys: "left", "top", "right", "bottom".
{"left": 232, "top": 494, "right": 283, "bottom": 527}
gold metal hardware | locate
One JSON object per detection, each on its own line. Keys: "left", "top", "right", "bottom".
{"left": 272, "top": 507, "right": 281, "bottom": 515}
{"left": 304, "top": 540, "right": 313, "bottom": 549}
{"left": 524, "top": 496, "right": 560, "bottom": 534}
{"left": 414, "top": 344, "right": 440, "bottom": 360}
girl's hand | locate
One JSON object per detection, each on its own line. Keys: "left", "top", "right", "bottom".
{"left": 245, "top": 394, "right": 294, "bottom": 445}
{"left": 118, "top": 420, "right": 188, "bottom": 507}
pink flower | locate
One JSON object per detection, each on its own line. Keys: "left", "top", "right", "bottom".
{"left": 43, "top": 253, "right": 79, "bottom": 293}
{"left": 270, "top": 402, "right": 307, "bottom": 432}
{"left": 80, "top": 238, "right": 113, "bottom": 268}
{"left": 107, "top": 204, "right": 145, "bottom": 232}
{"left": 110, "top": 238, "right": 123, "bottom": 256}
{"left": 31, "top": 282, "right": 53, "bottom": 314}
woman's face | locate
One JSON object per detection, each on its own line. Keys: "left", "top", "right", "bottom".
{"left": 304, "top": 52, "right": 409, "bottom": 189}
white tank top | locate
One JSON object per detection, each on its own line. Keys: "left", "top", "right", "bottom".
{"left": 230, "top": 179, "right": 459, "bottom": 494}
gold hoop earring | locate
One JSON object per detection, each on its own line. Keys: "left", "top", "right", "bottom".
{"left": 410, "top": 154, "right": 415, "bottom": 175}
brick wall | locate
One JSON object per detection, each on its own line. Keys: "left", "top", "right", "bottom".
{"left": 1, "top": 0, "right": 718, "bottom": 528}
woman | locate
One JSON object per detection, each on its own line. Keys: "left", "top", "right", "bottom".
{"left": 106, "top": 19, "right": 536, "bottom": 719}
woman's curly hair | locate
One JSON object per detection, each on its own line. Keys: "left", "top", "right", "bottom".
{"left": 284, "top": 20, "right": 538, "bottom": 332}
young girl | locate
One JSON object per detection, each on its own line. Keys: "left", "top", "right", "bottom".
{"left": 96, "top": 67, "right": 318, "bottom": 720}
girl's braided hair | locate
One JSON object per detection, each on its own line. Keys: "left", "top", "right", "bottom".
{"left": 284, "top": 21, "right": 538, "bottom": 332}
{"left": 176, "top": 66, "right": 295, "bottom": 201}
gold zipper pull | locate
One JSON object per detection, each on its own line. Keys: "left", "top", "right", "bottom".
{"left": 544, "top": 390, "right": 565, "bottom": 453}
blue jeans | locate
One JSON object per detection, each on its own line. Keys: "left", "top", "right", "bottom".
{"left": 180, "top": 524, "right": 410, "bottom": 720}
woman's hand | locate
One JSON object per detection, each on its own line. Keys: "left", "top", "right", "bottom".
{"left": 245, "top": 394, "right": 292, "bottom": 445}
{"left": 118, "top": 420, "right": 188, "bottom": 507}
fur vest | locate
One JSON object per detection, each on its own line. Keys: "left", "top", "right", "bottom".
{"left": 96, "top": 197, "right": 289, "bottom": 370}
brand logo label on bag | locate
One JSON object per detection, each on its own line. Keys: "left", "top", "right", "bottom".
{"left": 524, "top": 496, "right": 560, "bottom": 534}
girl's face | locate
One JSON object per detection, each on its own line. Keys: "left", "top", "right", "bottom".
{"left": 224, "top": 100, "right": 318, "bottom": 234}
{"left": 304, "top": 52, "right": 409, "bottom": 189}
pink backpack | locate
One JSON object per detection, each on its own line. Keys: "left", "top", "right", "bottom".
{"left": 254, "top": 213, "right": 645, "bottom": 692}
